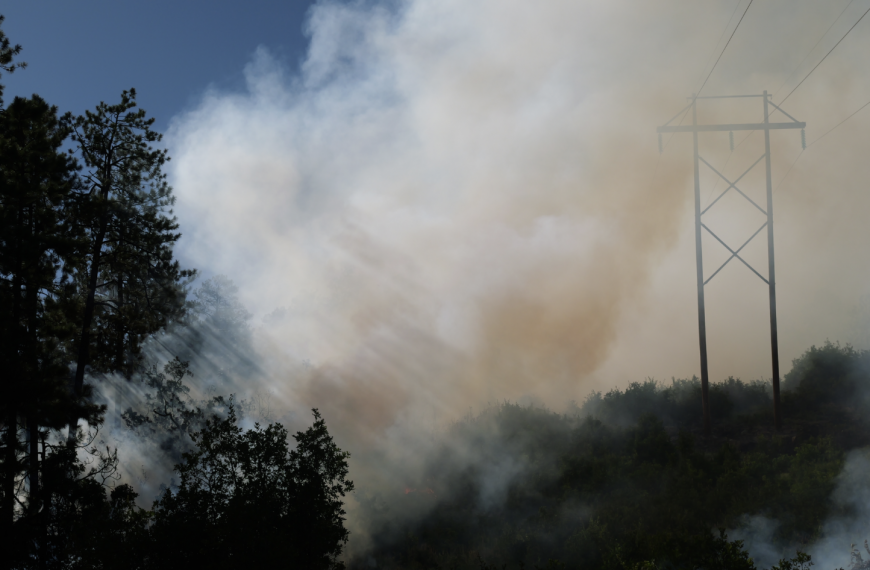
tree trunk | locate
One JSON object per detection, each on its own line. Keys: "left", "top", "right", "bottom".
{"left": 3, "top": 410, "right": 17, "bottom": 544}
{"left": 26, "top": 417, "right": 42, "bottom": 570}
{"left": 114, "top": 266, "right": 124, "bottom": 373}
{"left": 25, "top": 204, "right": 40, "bottom": 520}
{"left": 5, "top": 208, "right": 24, "bottom": 534}
{"left": 69, "top": 145, "right": 114, "bottom": 439}
{"left": 27, "top": 416, "right": 38, "bottom": 517}
{"left": 68, "top": 211, "right": 108, "bottom": 440}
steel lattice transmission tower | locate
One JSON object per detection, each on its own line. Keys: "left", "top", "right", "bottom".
{"left": 657, "top": 91, "right": 805, "bottom": 434}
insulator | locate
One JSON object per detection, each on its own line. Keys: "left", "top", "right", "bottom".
{"left": 658, "top": 132, "right": 663, "bottom": 154}
{"left": 801, "top": 128, "right": 806, "bottom": 150}
{"left": 729, "top": 131, "right": 734, "bottom": 152}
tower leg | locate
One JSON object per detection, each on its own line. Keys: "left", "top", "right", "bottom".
{"left": 692, "top": 96, "right": 712, "bottom": 435}
{"left": 763, "top": 90, "right": 782, "bottom": 430}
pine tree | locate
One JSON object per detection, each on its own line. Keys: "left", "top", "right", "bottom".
{"left": 66, "top": 89, "right": 194, "bottom": 434}
{"left": 0, "top": 14, "right": 26, "bottom": 108}
{"left": 0, "top": 94, "right": 98, "bottom": 567}
{"left": 0, "top": 20, "right": 104, "bottom": 566}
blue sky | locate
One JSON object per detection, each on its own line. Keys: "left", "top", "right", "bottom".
{"left": 1, "top": 1, "right": 317, "bottom": 130}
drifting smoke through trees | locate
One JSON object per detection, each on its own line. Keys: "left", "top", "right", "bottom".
{"left": 2, "top": 0, "right": 870, "bottom": 564}
{"left": 167, "top": 0, "right": 697, "bottom": 445}
{"left": 164, "top": 0, "right": 870, "bottom": 453}
{"left": 15, "top": 0, "right": 863, "bottom": 564}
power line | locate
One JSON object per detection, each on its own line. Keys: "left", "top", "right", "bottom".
{"left": 696, "top": 0, "right": 743, "bottom": 89}
{"left": 773, "top": 150, "right": 804, "bottom": 193}
{"left": 697, "top": 0, "right": 754, "bottom": 96}
{"left": 709, "top": 2, "right": 867, "bottom": 203}
{"left": 652, "top": 0, "right": 752, "bottom": 191}
{"left": 780, "top": 4, "right": 870, "bottom": 105}
{"left": 659, "top": 1, "right": 752, "bottom": 162}
{"left": 773, "top": 96, "right": 870, "bottom": 194}
{"left": 773, "top": 0, "right": 856, "bottom": 99}
{"left": 691, "top": 0, "right": 754, "bottom": 204}
{"left": 808, "top": 97, "right": 870, "bottom": 146}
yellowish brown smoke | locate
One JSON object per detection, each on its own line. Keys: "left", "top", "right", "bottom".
{"left": 167, "top": 0, "right": 870, "bottom": 457}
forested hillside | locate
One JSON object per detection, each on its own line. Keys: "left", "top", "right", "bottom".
{"left": 351, "top": 343, "right": 870, "bottom": 570}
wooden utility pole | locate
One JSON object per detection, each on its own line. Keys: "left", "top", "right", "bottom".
{"left": 657, "top": 92, "right": 805, "bottom": 434}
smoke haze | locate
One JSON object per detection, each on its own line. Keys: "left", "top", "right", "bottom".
{"left": 733, "top": 449, "right": 870, "bottom": 570}
{"left": 113, "top": 0, "right": 870, "bottom": 555}
{"left": 164, "top": 0, "right": 870, "bottom": 427}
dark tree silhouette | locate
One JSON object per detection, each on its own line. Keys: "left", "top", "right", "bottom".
{"left": 0, "top": 94, "right": 106, "bottom": 566}
{"left": 150, "top": 406, "right": 354, "bottom": 570}
{"left": 121, "top": 357, "right": 229, "bottom": 461}
{"left": 0, "top": 14, "right": 26, "bottom": 106}
{"left": 65, "top": 88, "right": 194, "bottom": 435}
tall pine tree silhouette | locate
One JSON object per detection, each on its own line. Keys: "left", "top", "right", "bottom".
{"left": 66, "top": 89, "right": 194, "bottom": 435}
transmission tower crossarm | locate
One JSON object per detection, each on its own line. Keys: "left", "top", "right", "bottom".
{"left": 693, "top": 94, "right": 766, "bottom": 99}
{"left": 766, "top": 99, "right": 802, "bottom": 124}
{"left": 658, "top": 121, "right": 805, "bottom": 133}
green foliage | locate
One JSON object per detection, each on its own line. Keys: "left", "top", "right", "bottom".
{"left": 333, "top": 325, "right": 869, "bottom": 570}
{"left": 0, "top": 94, "right": 82, "bottom": 423}
{"left": 782, "top": 342, "right": 870, "bottom": 411}
{"left": 770, "top": 551, "right": 813, "bottom": 570}
{"left": 7, "top": 402, "right": 354, "bottom": 569}
{"left": 356, "top": 345, "right": 869, "bottom": 570}
{"left": 67, "top": 484, "right": 154, "bottom": 570}
{"left": 579, "top": 376, "right": 770, "bottom": 428}
{"left": 67, "top": 87, "right": 194, "bottom": 390}
{"left": 121, "top": 357, "right": 227, "bottom": 457}
{"left": 149, "top": 405, "right": 354, "bottom": 569}
{"left": 11, "top": 427, "right": 123, "bottom": 569}
{"left": 356, "top": 391, "right": 850, "bottom": 570}
{"left": 0, "top": 93, "right": 106, "bottom": 562}
{"left": 123, "top": 358, "right": 201, "bottom": 434}
{"left": 0, "top": 24, "right": 194, "bottom": 564}
{"left": 0, "top": 14, "right": 27, "bottom": 105}
{"left": 0, "top": 19, "right": 358, "bottom": 570}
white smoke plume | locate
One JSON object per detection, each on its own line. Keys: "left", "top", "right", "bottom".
{"left": 163, "top": 0, "right": 870, "bottom": 435}
{"left": 732, "top": 449, "right": 870, "bottom": 569}
{"left": 88, "top": 0, "right": 870, "bottom": 556}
